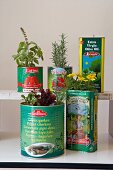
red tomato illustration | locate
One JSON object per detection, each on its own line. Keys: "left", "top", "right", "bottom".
{"left": 24, "top": 76, "right": 42, "bottom": 89}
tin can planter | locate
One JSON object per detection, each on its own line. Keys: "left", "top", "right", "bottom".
{"left": 66, "top": 90, "right": 98, "bottom": 152}
{"left": 48, "top": 66, "right": 72, "bottom": 91}
{"left": 17, "top": 67, "right": 43, "bottom": 92}
{"left": 20, "top": 104, "right": 64, "bottom": 158}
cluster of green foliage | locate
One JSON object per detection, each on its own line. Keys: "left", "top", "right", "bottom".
{"left": 21, "top": 92, "right": 37, "bottom": 106}
{"left": 51, "top": 33, "right": 68, "bottom": 68}
{"left": 65, "top": 73, "right": 97, "bottom": 92}
{"left": 66, "top": 77, "right": 95, "bottom": 91}
{"left": 54, "top": 90, "right": 66, "bottom": 105}
{"left": 12, "top": 28, "right": 43, "bottom": 67}
{"left": 21, "top": 89, "right": 65, "bottom": 106}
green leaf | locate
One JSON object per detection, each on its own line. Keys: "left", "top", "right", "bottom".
{"left": 19, "top": 48, "right": 27, "bottom": 55}
{"left": 16, "top": 59, "right": 20, "bottom": 66}
{"left": 12, "top": 54, "right": 19, "bottom": 60}
{"left": 17, "top": 42, "right": 27, "bottom": 53}
{"left": 31, "top": 97, "right": 37, "bottom": 105}
{"left": 29, "top": 41, "right": 37, "bottom": 46}
{"left": 28, "top": 54, "right": 34, "bottom": 62}
{"left": 33, "top": 58, "right": 39, "bottom": 65}
{"left": 37, "top": 48, "right": 43, "bottom": 60}
{"left": 21, "top": 95, "right": 25, "bottom": 99}
{"left": 29, "top": 63, "right": 35, "bottom": 67}
{"left": 25, "top": 59, "right": 28, "bottom": 66}
{"left": 29, "top": 46, "right": 37, "bottom": 52}
{"left": 28, "top": 51, "right": 34, "bottom": 56}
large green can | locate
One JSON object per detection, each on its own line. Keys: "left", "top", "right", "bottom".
{"left": 20, "top": 104, "right": 64, "bottom": 158}
{"left": 17, "top": 67, "right": 43, "bottom": 92}
{"left": 66, "top": 90, "right": 97, "bottom": 152}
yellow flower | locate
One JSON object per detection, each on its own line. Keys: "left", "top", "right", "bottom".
{"left": 67, "top": 73, "right": 77, "bottom": 78}
{"left": 76, "top": 73, "right": 81, "bottom": 77}
{"left": 78, "top": 76, "right": 88, "bottom": 82}
{"left": 67, "top": 73, "right": 76, "bottom": 78}
{"left": 78, "top": 76, "right": 85, "bottom": 81}
{"left": 86, "top": 73, "right": 96, "bottom": 81}
{"left": 84, "top": 79, "right": 88, "bottom": 82}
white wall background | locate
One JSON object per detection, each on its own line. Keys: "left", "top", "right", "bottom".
{"left": 0, "top": 0, "right": 112, "bottom": 136}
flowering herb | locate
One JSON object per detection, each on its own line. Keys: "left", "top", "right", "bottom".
{"left": 21, "top": 89, "right": 64, "bottom": 106}
{"left": 65, "top": 72, "right": 97, "bottom": 92}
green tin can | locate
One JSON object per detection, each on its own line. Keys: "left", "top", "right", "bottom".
{"left": 48, "top": 66, "right": 72, "bottom": 91}
{"left": 17, "top": 67, "right": 43, "bottom": 92}
{"left": 20, "top": 104, "right": 64, "bottom": 158}
{"left": 66, "top": 90, "right": 97, "bottom": 152}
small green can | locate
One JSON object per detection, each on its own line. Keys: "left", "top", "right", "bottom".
{"left": 66, "top": 90, "right": 97, "bottom": 152}
{"left": 17, "top": 67, "right": 43, "bottom": 92}
{"left": 20, "top": 104, "right": 64, "bottom": 158}
{"left": 48, "top": 66, "right": 72, "bottom": 91}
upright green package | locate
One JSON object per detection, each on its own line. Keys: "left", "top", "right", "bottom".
{"left": 66, "top": 90, "right": 97, "bottom": 152}
{"left": 79, "top": 37, "right": 105, "bottom": 92}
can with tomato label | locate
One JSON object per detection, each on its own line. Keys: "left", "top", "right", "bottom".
{"left": 17, "top": 67, "right": 43, "bottom": 92}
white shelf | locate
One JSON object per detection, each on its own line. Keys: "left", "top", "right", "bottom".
{"left": 0, "top": 90, "right": 113, "bottom": 100}
{"left": 0, "top": 90, "right": 28, "bottom": 100}
{"left": 0, "top": 132, "right": 113, "bottom": 164}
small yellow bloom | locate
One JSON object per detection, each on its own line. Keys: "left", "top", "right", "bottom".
{"left": 78, "top": 76, "right": 85, "bottom": 81}
{"left": 78, "top": 76, "right": 88, "bottom": 82}
{"left": 83, "top": 79, "right": 88, "bottom": 82}
{"left": 67, "top": 73, "right": 80, "bottom": 77}
{"left": 76, "top": 73, "right": 81, "bottom": 77}
{"left": 86, "top": 73, "right": 96, "bottom": 81}
{"left": 67, "top": 73, "right": 77, "bottom": 78}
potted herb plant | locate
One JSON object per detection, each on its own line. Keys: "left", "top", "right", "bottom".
{"left": 20, "top": 89, "right": 65, "bottom": 158}
{"left": 48, "top": 33, "right": 72, "bottom": 91}
{"left": 12, "top": 27, "right": 44, "bottom": 92}
{"left": 65, "top": 73, "right": 98, "bottom": 152}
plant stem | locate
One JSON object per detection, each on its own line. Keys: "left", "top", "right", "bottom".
{"left": 20, "top": 27, "right": 29, "bottom": 45}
